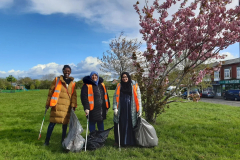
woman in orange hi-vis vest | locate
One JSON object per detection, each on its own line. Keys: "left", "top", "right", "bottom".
{"left": 81, "top": 71, "right": 110, "bottom": 133}
{"left": 113, "top": 72, "right": 142, "bottom": 146}
{"left": 44, "top": 65, "right": 77, "bottom": 146}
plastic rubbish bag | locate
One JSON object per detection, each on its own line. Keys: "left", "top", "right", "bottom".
{"left": 86, "top": 127, "right": 113, "bottom": 150}
{"left": 133, "top": 117, "right": 158, "bottom": 147}
{"left": 62, "top": 109, "right": 85, "bottom": 152}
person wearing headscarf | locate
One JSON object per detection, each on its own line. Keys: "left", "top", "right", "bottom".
{"left": 113, "top": 72, "right": 142, "bottom": 146}
{"left": 81, "top": 71, "right": 110, "bottom": 132}
{"left": 44, "top": 65, "right": 77, "bottom": 146}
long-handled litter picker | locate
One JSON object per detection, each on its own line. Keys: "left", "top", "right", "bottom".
{"left": 118, "top": 122, "right": 121, "bottom": 151}
{"left": 85, "top": 114, "right": 89, "bottom": 151}
{"left": 38, "top": 108, "right": 48, "bottom": 140}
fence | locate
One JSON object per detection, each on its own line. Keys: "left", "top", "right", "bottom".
{"left": 0, "top": 89, "right": 40, "bottom": 93}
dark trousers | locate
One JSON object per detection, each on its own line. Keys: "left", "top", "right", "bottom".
{"left": 89, "top": 121, "right": 104, "bottom": 133}
{"left": 46, "top": 122, "right": 68, "bottom": 141}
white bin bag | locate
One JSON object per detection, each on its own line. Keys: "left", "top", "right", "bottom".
{"left": 62, "top": 109, "right": 85, "bottom": 152}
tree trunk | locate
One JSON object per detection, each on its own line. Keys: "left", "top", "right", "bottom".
{"left": 187, "top": 87, "right": 190, "bottom": 100}
{"left": 145, "top": 100, "right": 156, "bottom": 123}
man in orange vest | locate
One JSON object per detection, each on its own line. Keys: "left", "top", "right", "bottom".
{"left": 81, "top": 71, "right": 110, "bottom": 133}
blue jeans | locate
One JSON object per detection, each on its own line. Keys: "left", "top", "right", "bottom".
{"left": 46, "top": 122, "right": 68, "bottom": 140}
{"left": 89, "top": 121, "right": 104, "bottom": 133}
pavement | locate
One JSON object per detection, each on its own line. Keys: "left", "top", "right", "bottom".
{"left": 200, "top": 97, "right": 240, "bottom": 107}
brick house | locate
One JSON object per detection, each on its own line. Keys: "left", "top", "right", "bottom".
{"left": 111, "top": 79, "right": 119, "bottom": 84}
{"left": 11, "top": 83, "right": 24, "bottom": 90}
{"left": 212, "top": 58, "right": 240, "bottom": 97}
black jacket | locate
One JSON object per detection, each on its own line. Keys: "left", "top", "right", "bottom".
{"left": 81, "top": 76, "right": 110, "bottom": 122}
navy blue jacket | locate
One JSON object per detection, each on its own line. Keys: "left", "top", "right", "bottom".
{"left": 81, "top": 76, "right": 110, "bottom": 122}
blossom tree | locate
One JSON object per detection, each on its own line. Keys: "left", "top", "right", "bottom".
{"left": 133, "top": 0, "right": 240, "bottom": 122}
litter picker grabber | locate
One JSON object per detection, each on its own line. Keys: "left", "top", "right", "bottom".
{"left": 85, "top": 114, "right": 89, "bottom": 151}
{"left": 38, "top": 108, "right": 48, "bottom": 140}
{"left": 118, "top": 122, "right": 121, "bottom": 151}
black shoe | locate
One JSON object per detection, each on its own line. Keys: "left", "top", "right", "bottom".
{"left": 44, "top": 141, "right": 49, "bottom": 146}
{"left": 44, "top": 138, "right": 50, "bottom": 146}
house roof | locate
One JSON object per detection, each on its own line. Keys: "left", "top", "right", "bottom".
{"left": 212, "top": 58, "right": 240, "bottom": 67}
{"left": 222, "top": 58, "right": 240, "bottom": 65}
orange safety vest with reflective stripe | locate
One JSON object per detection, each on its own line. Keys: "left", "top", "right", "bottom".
{"left": 86, "top": 83, "right": 109, "bottom": 111}
{"left": 116, "top": 83, "right": 139, "bottom": 112}
{"left": 50, "top": 77, "right": 76, "bottom": 106}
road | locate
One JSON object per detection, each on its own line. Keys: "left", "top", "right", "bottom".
{"left": 200, "top": 97, "right": 240, "bottom": 107}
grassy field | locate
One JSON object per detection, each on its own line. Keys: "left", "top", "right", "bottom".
{"left": 1, "top": 90, "right": 240, "bottom": 160}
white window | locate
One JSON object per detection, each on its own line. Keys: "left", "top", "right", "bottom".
{"left": 214, "top": 71, "right": 220, "bottom": 81}
{"left": 237, "top": 67, "right": 240, "bottom": 79}
{"left": 224, "top": 69, "right": 230, "bottom": 79}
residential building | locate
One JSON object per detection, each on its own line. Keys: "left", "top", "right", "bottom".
{"left": 11, "top": 83, "right": 24, "bottom": 90}
{"left": 212, "top": 58, "right": 240, "bottom": 97}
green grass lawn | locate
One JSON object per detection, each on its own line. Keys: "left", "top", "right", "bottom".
{"left": 1, "top": 90, "right": 240, "bottom": 160}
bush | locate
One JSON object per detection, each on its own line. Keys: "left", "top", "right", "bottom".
{"left": 30, "top": 84, "right": 35, "bottom": 90}
{"left": 109, "top": 83, "right": 118, "bottom": 90}
{"left": 6, "top": 85, "right": 12, "bottom": 90}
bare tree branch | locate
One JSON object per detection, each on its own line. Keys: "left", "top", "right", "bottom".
{"left": 98, "top": 32, "right": 142, "bottom": 77}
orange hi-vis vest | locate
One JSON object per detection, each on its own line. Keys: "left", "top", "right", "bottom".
{"left": 116, "top": 83, "right": 139, "bottom": 112}
{"left": 86, "top": 83, "right": 109, "bottom": 111}
{"left": 50, "top": 77, "right": 76, "bottom": 107}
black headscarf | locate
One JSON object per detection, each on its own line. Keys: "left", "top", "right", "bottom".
{"left": 120, "top": 72, "right": 132, "bottom": 96}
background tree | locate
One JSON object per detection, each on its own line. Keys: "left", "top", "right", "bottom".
{"left": 0, "top": 78, "right": 9, "bottom": 90}
{"left": 30, "top": 84, "right": 35, "bottom": 90}
{"left": 6, "top": 75, "right": 17, "bottom": 83}
{"left": 39, "top": 80, "right": 52, "bottom": 89}
{"left": 18, "top": 77, "right": 33, "bottom": 89}
{"left": 35, "top": 80, "right": 41, "bottom": 89}
{"left": 99, "top": 74, "right": 112, "bottom": 90}
{"left": 6, "top": 75, "right": 17, "bottom": 90}
{"left": 133, "top": 0, "right": 240, "bottom": 123}
{"left": 0, "top": 79, "right": 4, "bottom": 90}
{"left": 168, "top": 62, "right": 214, "bottom": 99}
{"left": 76, "top": 80, "right": 83, "bottom": 89}
{"left": 98, "top": 32, "right": 142, "bottom": 77}
{"left": 197, "top": 74, "right": 212, "bottom": 92}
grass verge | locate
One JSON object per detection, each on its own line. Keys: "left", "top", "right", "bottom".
{"left": 0, "top": 90, "right": 240, "bottom": 160}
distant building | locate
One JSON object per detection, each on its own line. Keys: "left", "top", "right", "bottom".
{"left": 11, "top": 83, "right": 24, "bottom": 90}
{"left": 111, "top": 79, "right": 119, "bottom": 84}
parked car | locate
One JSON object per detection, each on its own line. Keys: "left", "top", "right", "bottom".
{"left": 181, "top": 91, "right": 199, "bottom": 99}
{"left": 201, "top": 91, "right": 214, "bottom": 98}
{"left": 199, "top": 92, "right": 202, "bottom": 97}
{"left": 165, "top": 86, "right": 177, "bottom": 96}
{"left": 223, "top": 90, "right": 240, "bottom": 101}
